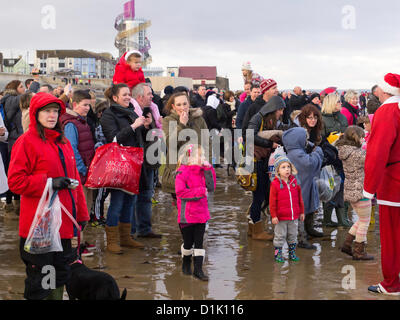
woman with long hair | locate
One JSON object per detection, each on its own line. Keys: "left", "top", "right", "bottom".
{"left": 321, "top": 93, "right": 352, "bottom": 228}
{"left": 161, "top": 92, "right": 209, "bottom": 208}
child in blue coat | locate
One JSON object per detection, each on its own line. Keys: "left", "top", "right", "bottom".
{"left": 282, "top": 127, "right": 323, "bottom": 249}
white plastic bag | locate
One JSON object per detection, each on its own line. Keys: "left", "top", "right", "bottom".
{"left": 24, "top": 179, "right": 63, "bottom": 254}
{"left": 317, "top": 165, "right": 340, "bottom": 202}
{"left": 268, "top": 146, "right": 287, "bottom": 182}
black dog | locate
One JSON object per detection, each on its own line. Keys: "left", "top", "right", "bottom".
{"left": 66, "top": 262, "right": 127, "bottom": 300}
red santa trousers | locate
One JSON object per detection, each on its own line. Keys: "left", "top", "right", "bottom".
{"left": 379, "top": 205, "right": 400, "bottom": 293}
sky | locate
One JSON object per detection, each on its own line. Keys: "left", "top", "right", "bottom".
{"left": 1, "top": 0, "right": 400, "bottom": 90}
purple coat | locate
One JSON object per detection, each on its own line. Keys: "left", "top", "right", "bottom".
{"left": 175, "top": 164, "right": 216, "bottom": 224}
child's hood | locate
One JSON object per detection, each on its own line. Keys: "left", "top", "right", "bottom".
{"left": 282, "top": 127, "right": 307, "bottom": 151}
{"left": 337, "top": 145, "right": 360, "bottom": 161}
{"left": 118, "top": 52, "right": 128, "bottom": 66}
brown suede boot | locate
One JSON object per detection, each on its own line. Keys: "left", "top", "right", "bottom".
{"left": 105, "top": 225, "right": 123, "bottom": 254}
{"left": 352, "top": 241, "right": 374, "bottom": 260}
{"left": 252, "top": 220, "right": 273, "bottom": 241}
{"left": 248, "top": 222, "right": 254, "bottom": 237}
{"left": 340, "top": 233, "right": 355, "bottom": 256}
{"left": 119, "top": 223, "right": 144, "bottom": 249}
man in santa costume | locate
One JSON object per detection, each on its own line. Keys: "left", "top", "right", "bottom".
{"left": 363, "top": 73, "right": 400, "bottom": 296}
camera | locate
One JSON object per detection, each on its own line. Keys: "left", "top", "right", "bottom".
{"left": 142, "top": 107, "right": 151, "bottom": 118}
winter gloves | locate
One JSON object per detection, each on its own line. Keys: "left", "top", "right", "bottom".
{"left": 52, "top": 177, "right": 72, "bottom": 190}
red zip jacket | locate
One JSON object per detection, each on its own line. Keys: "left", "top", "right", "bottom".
{"left": 8, "top": 93, "right": 89, "bottom": 239}
{"left": 269, "top": 175, "right": 304, "bottom": 221}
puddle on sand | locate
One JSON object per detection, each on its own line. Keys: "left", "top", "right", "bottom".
{"left": 0, "top": 168, "right": 393, "bottom": 300}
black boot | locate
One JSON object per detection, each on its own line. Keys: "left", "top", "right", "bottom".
{"left": 181, "top": 245, "right": 193, "bottom": 275}
{"left": 182, "top": 256, "right": 192, "bottom": 275}
{"left": 305, "top": 213, "right": 324, "bottom": 238}
{"left": 193, "top": 249, "right": 208, "bottom": 281}
{"left": 298, "top": 220, "right": 317, "bottom": 250}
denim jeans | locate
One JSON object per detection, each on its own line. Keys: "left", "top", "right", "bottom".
{"left": 250, "top": 160, "right": 270, "bottom": 223}
{"left": 105, "top": 189, "right": 135, "bottom": 227}
{"left": 131, "top": 168, "right": 155, "bottom": 236}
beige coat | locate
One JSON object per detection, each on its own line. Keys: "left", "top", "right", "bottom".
{"left": 338, "top": 144, "right": 366, "bottom": 203}
{"left": 161, "top": 108, "right": 209, "bottom": 194}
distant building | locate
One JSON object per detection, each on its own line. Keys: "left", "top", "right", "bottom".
{"left": 35, "top": 50, "right": 116, "bottom": 78}
{"left": 3, "top": 56, "right": 31, "bottom": 74}
{"left": 167, "top": 67, "right": 179, "bottom": 77}
{"left": 143, "top": 67, "right": 164, "bottom": 77}
{"left": 177, "top": 66, "right": 229, "bottom": 90}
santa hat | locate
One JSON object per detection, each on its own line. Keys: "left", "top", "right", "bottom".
{"left": 125, "top": 50, "right": 142, "bottom": 61}
{"left": 378, "top": 73, "right": 400, "bottom": 96}
{"left": 260, "top": 79, "right": 277, "bottom": 94}
{"left": 242, "top": 61, "right": 252, "bottom": 71}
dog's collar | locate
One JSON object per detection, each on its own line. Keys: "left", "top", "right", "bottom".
{"left": 71, "top": 259, "right": 83, "bottom": 265}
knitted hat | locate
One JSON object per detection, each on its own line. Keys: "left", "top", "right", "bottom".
{"left": 260, "top": 79, "right": 277, "bottom": 94}
{"left": 242, "top": 61, "right": 252, "bottom": 71}
{"left": 378, "top": 73, "right": 400, "bottom": 96}
{"left": 274, "top": 155, "right": 297, "bottom": 176}
{"left": 310, "top": 93, "right": 321, "bottom": 102}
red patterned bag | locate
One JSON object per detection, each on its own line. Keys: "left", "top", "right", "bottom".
{"left": 85, "top": 143, "right": 144, "bottom": 195}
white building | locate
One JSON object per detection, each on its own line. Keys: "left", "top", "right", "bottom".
{"left": 35, "top": 50, "right": 116, "bottom": 78}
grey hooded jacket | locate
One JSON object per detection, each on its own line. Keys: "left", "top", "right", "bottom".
{"left": 282, "top": 127, "right": 323, "bottom": 214}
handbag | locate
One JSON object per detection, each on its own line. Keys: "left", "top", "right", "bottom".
{"left": 85, "top": 142, "right": 144, "bottom": 195}
{"left": 235, "top": 143, "right": 257, "bottom": 192}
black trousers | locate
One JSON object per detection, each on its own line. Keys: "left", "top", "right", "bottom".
{"left": 19, "top": 238, "right": 76, "bottom": 300}
{"left": 180, "top": 223, "right": 206, "bottom": 250}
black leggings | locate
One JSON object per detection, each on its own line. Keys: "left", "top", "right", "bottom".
{"left": 180, "top": 223, "right": 206, "bottom": 250}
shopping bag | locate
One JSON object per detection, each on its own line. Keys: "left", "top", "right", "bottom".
{"left": 316, "top": 165, "right": 341, "bottom": 202}
{"left": 268, "top": 146, "right": 287, "bottom": 182}
{"left": 24, "top": 179, "right": 63, "bottom": 254}
{"left": 85, "top": 142, "right": 144, "bottom": 195}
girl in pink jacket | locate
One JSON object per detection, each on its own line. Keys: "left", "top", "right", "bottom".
{"left": 175, "top": 144, "right": 216, "bottom": 281}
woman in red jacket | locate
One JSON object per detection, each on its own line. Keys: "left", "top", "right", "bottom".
{"left": 8, "top": 92, "right": 89, "bottom": 300}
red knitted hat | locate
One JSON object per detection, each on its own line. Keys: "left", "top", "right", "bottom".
{"left": 379, "top": 73, "right": 400, "bottom": 96}
{"left": 260, "top": 79, "right": 277, "bottom": 94}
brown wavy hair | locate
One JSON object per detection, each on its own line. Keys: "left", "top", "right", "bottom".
{"left": 335, "top": 125, "right": 365, "bottom": 148}
{"left": 298, "top": 104, "right": 323, "bottom": 145}
{"left": 164, "top": 92, "right": 189, "bottom": 115}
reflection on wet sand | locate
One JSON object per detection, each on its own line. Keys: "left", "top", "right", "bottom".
{"left": 0, "top": 167, "right": 394, "bottom": 300}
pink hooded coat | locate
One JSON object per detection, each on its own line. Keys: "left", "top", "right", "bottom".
{"left": 175, "top": 164, "right": 216, "bottom": 224}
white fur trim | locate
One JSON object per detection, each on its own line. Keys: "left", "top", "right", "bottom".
{"left": 193, "top": 249, "right": 206, "bottom": 257}
{"left": 363, "top": 190, "right": 375, "bottom": 199}
{"left": 378, "top": 284, "right": 400, "bottom": 296}
{"left": 181, "top": 244, "right": 193, "bottom": 257}
{"left": 125, "top": 50, "right": 142, "bottom": 61}
{"left": 378, "top": 79, "right": 400, "bottom": 96}
{"left": 377, "top": 200, "right": 400, "bottom": 207}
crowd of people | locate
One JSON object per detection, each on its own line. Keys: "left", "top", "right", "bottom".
{"left": 0, "top": 51, "right": 399, "bottom": 299}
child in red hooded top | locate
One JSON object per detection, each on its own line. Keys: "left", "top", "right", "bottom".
{"left": 113, "top": 50, "right": 145, "bottom": 90}
{"left": 269, "top": 155, "right": 305, "bottom": 263}
{"left": 175, "top": 144, "right": 216, "bottom": 282}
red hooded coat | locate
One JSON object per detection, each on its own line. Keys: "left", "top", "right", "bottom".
{"left": 8, "top": 93, "right": 89, "bottom": 239}
{"left": 112, "top": 51, "right": 145, "bottom": 90}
